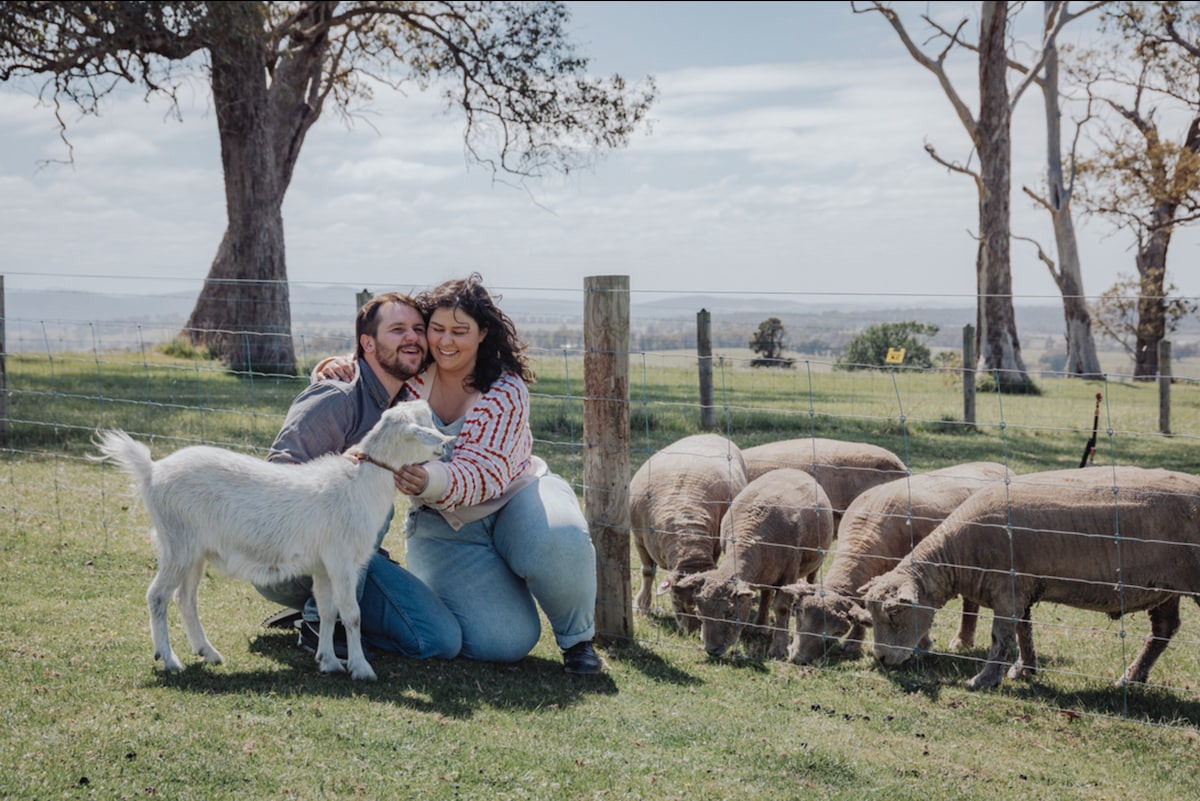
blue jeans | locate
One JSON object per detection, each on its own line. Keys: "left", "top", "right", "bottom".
{"left": 254, "top": 509, "right": 462, "bottom": 659}
{"left": 404, "top": 473, "right": 597, "bottom": 663}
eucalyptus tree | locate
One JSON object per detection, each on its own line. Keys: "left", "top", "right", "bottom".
{"left": 858, "top": 1, "right": 1095, "bottom": 391}
{"left": 1069, "top": 0, "right": 1200, "bottom": 379}
{"left": 0, "top": 2, "right": 656, "bottom": 373}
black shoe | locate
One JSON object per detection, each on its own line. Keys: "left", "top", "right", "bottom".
{"left": 261, "top": 607, "right": 304, "bottom": 630}
{"left": 562, "top": 641, "right": 604, "bottom": 675}
{"left": 297, "top": 618, "right": 352, "bottom": 661}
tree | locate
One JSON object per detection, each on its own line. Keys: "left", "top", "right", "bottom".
{"left": 859, "top": 2, "right": 1085, "bottom": 392}
{"left": 836, "top": 321, "right": 939, "bottom": 371}
{"left": 749, "top": 317, "right": 789, "bottom": 366}
{"left": 0, "top": 2, "right": 656, "bottom": 374}
{"left": 1091, "top": 272, "right": 1198, "bottom": 364}
{"left": 1068, "top": 0, "right": 1200, "bottom": 379}
{"left": 1017, "top": 1, "right": 1104, "bottom": 379}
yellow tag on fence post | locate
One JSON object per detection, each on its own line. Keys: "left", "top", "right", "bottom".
{"left": 885, "top": 347, "right": 906, "bottom": 364}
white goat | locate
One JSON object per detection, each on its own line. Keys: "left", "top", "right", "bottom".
{"left": 91, "top": 400, "right": 452, "bottom": 682}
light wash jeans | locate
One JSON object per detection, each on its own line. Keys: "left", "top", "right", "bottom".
{"left": 404, "top": 473, "right": 597, "bottom": 663}
{"left": 254, "top": 508, "right": 462, "bottom": 659}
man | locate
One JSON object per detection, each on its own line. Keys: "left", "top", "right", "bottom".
{"left": 256, "top": 292, "right": 461, "bottom": 660}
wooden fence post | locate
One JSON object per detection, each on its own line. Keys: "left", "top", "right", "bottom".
{"left": 962, "top": 324, "right": 976, "bottom": 426}
{"left": 356, "top": 288, "right": 373, "bottom": 310}
{"left": 697, "top": 308, "right": 714, "bottom": 430}
{"left": 1159, "top": 339, "right": 1172, "bottom": 436}
{"left": 583, "top": 275, "right": 632, "bottom": 642}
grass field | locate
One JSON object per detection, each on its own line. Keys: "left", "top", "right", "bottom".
{"left": 4, "top": 347, "right": 1200, "bottom": 800}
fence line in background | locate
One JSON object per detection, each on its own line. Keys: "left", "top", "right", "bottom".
{"left": 7, "top": 274, "right": 1200, "bottom": 724}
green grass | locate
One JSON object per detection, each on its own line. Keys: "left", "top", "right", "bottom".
{"left": 5, "top": 348, "right": 1200, "bottom": 799}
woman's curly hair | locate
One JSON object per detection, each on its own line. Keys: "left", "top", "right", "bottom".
{"left": 416, "top": 273, "right": 534, "bottom": 391}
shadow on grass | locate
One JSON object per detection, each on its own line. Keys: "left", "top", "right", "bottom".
{"left": 146, "top": 630, "right": 618, "bottom": 719}
{"left": 867, "top": 646, "right": 1200, "bottom": 726}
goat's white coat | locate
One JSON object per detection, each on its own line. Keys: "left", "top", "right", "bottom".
{"left": 92, "top": 400, "right": 452, "bottom": 681}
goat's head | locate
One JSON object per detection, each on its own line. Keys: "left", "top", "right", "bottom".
{"left": 359, "top": 400, "right": 454, "bottom": 467}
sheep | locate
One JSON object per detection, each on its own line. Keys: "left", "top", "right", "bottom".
{"left": 630, "top": 433, "right": 748, "bottom": 632}
{"left": 91, "top": 400, "right": 452, "bottom": 682}
{"left": 674, "top": 469, "right": 834, "bottom": 659}
{"left": 741, "top": 437, "right": 907, "bottom": 521}
{"left": 860, "top": 466, "right": 1200, "bottom": 690}
{"left": 785, "top": 461, "right": 1011, "bottom": 665}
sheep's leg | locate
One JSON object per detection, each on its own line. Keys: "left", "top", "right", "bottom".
{"left": 1120, "top": 596, "right": 1181, "bottom": 687}
{"left": 948, "top": 598, "right": 979, "bottom": 652}
{"left": 329, "top": 566, "right": 376, "bottom": 682}
{"left": 967, "top": 606, "right": 1019, "bottom": 690}
{"left": 768, "top": 589, "right": 791, "bottom": 660}
{"left": 632, "top": 537, "right": 656, "bottom": 613}
{"left": 309, "top": 574, "right": 346, "bottom": 676}
{"left": 1007, "top": 605, "right": 1037, "bottom": 680}
{"left": 841, "top": 621, "right": 865, "bottom": 659}
{"left": 146, "top": 553, "right": 185, "bottom": 672}
{"left": 753, "top": 588, "right": 772, "bottom": 629}
{"left": 175, "top": 557, "right": 223, "bottom": 666}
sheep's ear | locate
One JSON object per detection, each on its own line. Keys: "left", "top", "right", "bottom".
{"left": 656, "top": 578, "right": 673, "bottom": 596}
{"left": 856, "top": 577, "right": 877, "bottom": 597}
{"left": 734, "top": 581, "right": 756, "bottom": 599}
{"left": 675, "top": 573, "right": 705, "bottom": 591}
{"left": 849, "top": 604, "right": 874, "bottom": 628}
{"left": 781, "top": 581, "right": 815, "bottom": 601}
{"left": 882, "top": 582, "right": 918, "bottom": 615}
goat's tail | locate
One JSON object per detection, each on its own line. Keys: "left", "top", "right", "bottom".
{"left": 90, "top": 429, "right": 155, "bottom": 497}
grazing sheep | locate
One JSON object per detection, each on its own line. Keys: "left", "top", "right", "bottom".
{"left": 675, "top": 469, "right": 834, "bottom": 659}
{"left": 741, "top": 438, "right": 907, "bottom": 521}
{"left": 785, "top": 461, "right": 1010, "bottom": 665}
{"left": 91, "top": 400, "right": 452, "bottom": 682}
{"left": 860, "top": 466, "right": 1200, "bottom": 690}
{"left": 630, "top": 433, "right": 748, "bottom": 632}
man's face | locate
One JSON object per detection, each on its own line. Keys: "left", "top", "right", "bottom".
{"left": 365, "top": 301, "right": 427, "bottom": 381}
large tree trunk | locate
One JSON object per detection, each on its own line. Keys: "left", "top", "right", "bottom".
{"left": 182, "top": 1, "right": 333, "bottom": 375}
{"left": 976, "top": 1, "right": 1032, "bottom": 392}
{"left": 1040, "top": 2, "right": 1102, "bottom": 379}
{"left": 1133, "top": 226, "right": 1171, "bottom": 379}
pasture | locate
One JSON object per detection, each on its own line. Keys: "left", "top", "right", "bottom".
{"left": 3, "top": 347, "right": 1200, "bottom": 799}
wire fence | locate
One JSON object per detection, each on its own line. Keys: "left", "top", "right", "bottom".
{"left": 6, "top": 273, "right": 1200, "bottom": 726}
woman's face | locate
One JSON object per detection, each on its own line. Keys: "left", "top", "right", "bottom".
{"left": 427, "top": 306, "right": 486, "bottom": 374}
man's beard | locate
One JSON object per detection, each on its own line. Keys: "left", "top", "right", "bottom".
{"left": 376, "top": 348, "right": 422, "bottom": 382}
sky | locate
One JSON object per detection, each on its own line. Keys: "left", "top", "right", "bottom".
{"left": 2, "top": 0, "right": 1198, "bottom": 310}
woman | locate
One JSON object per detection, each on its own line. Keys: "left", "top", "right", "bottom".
{"left": 320, "top": 275, "right": 602, "bottom": 674}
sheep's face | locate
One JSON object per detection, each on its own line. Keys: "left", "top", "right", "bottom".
{"left": 693, "top": 580, "right": 756, "bottom": 657}
{"left": 788, "top": 592, "right": 856, "bottom": 665}
{"left": 861, "top": 576, "right": 934, "bottom": 667}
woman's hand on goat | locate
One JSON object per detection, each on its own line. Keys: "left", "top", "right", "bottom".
{"left": 394, "top": 463, "right": 429, "bottom": 496}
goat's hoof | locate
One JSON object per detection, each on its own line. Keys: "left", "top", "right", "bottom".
{"left": 198, "top": 647, "right": 224, "bottom": 666}
{"left": 316, "top": 655, "right": 347, "bottom": 675}
{"left": 349, "top": 663, "right": 378, "bottom": 682}
{"left": 157, "top": 652, "right": 185, "bottom": 672}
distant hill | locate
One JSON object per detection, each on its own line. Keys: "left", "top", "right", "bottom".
{"left": 7, "top": 285, "right": 1194, "bottom": 354}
